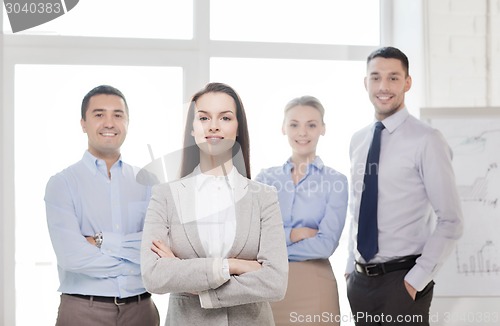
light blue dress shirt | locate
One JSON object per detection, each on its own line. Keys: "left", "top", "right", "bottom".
{"left": 45, "top": 151, "right": 152, "bottom": 298}
{"left": 256, "top": 157, "right": 348, "bottom": 262}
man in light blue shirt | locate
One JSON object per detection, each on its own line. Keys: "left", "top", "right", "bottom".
{"left": 45, "top": 85, "right": 159, "bottom": 326}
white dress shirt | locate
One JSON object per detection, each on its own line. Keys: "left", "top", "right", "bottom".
{"left": 347, "top": 108, "right": 464, "bottom": 291}
{"left": 194, "top": 166, "right": 237, "bottom": 277}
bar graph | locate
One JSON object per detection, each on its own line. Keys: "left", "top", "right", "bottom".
{"left": 420, "top": 111, "right": 500, "bottom": 296}
{"left": 456, "top": 240, "right": 499, "bottom": 276}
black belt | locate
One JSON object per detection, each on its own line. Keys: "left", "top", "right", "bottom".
{"left": 355, "top": 255, "right": 420, "bottom": 277}
{"left": 66, "top": 292, "right": 151, "bottom": 305}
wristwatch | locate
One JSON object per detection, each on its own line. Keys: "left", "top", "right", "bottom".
{"left": 93, "top": 232, "right": 103, "bottom": 248}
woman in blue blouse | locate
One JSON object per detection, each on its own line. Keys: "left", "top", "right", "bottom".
{"left": 256, "top": 96, "right": 348, "bottom": 326}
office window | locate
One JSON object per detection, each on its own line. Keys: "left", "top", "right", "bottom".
{"left": 2, "top": 0, "right": 193, "bottom": 39}
{"left": 14, "top": 64, "right": 182, "bottom": 325}
{"left": 211, "top": 0, "right": 379, "bottom": 45}
{"left": 3, "top": 2, "right": 383, "bottom": 325}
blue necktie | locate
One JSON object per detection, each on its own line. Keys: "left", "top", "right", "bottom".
{"left": 357, "top": 121, "right": 385, "bottom": 262}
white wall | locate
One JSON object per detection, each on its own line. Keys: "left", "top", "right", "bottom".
{"left": 492, "top": 0, "right": 500, "bottom": 105}
{"left": 391, "top": 1, "right": 500, "bottom": 325}
{"left": 426, "top": 0, "right": 500, "bottom": 108}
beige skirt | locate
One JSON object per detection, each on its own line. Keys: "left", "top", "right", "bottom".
{"left": 271, "top": 259, "right": 340, "bottom": 326}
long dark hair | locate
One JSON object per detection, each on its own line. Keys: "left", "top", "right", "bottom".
{"left": 180, "top": 83, "right": 251, "bottom": 179}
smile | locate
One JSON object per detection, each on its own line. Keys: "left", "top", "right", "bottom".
{"left": 100, "top": 132, "right": 117, "bottom": 137}
{"left": 295, "top": 140, "right": 310, "bottom": 145}
{"left": 206, "top": 136, "right": 224, "bottom": 144}
{"left": 377, "top": 94, "right": 393, "bottom": 101}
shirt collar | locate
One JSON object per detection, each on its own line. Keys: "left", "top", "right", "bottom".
{"left": 194, "top": 165, "right": 237, "bottom": 191}
{"left": 379, "top": 107, "right": 409, "bottom": 134}
{"left": 283, "top": 156, "right": 324, "bottom": 173}
{"left": 82, "top": 150, "right": 124, "bottom": 176}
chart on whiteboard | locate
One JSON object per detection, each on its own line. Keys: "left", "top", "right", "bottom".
{"left": 430, "top": 117, "right": 500, "bottom": 296}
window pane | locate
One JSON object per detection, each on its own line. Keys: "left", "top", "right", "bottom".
{"left": 211, "top": 0, "right": 379, "bottom": 45}
{"left": 15, "top": 64, "right": 183, "bottom": 325}
{"left": 3, "top": 0, "right": 193, "bottom": 39}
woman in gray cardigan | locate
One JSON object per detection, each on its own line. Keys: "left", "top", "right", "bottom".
{"left": 141, "top": 83, "right": 288, "bottom": 325}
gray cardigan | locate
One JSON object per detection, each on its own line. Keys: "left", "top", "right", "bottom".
{"left": 141, "top": 171, "right": 288, "bottom": 325}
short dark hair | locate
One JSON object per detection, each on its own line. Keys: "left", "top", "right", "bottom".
{"left": 367, "top": 46, "right": 410, "bottom": 76}
{"left": 81, "top": 85, "right": 129, "bottom": 120}
{"left": 180, "top": 82, "right": 251, "bottom": 179}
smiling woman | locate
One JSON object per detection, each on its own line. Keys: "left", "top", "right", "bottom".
{"left": 140, "top": 83, "right": 289, "bottom": 325}
{"left": 191, "top": 92, "right": 239, "bottom": 161}
{"left": 255, "top": 96, "right": 348, "bottom": 326}
{"left": 180, "top": 83, "right": 251, "bottom": 179}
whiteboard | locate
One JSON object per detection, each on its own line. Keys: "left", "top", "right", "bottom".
{"left": 420, "top": 107, "right": 500, "bottom": 297}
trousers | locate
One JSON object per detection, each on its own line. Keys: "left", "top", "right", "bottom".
{"left": 347, "top": 269, "right": 434, "bottom": 326}
{"left": 55, "top": 293, "right": 160, "bottom": 326}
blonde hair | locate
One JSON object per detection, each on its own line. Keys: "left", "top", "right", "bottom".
{"left": 283, "top": 95, "right": 325, "bottom": 124}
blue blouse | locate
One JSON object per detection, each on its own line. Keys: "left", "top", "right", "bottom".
{"left": 255, "top": 157, "right": 348, "bottom": 262}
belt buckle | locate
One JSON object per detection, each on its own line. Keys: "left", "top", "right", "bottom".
{"left": 114, "top": 297, "right": 126, "bottom": 306}
{"left": 364, "top": 264, "right": 380, "bottom": 276}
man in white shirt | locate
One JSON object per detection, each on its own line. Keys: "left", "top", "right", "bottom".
{"left": 345, "top": 47, "right": 463, "bottom": 325}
